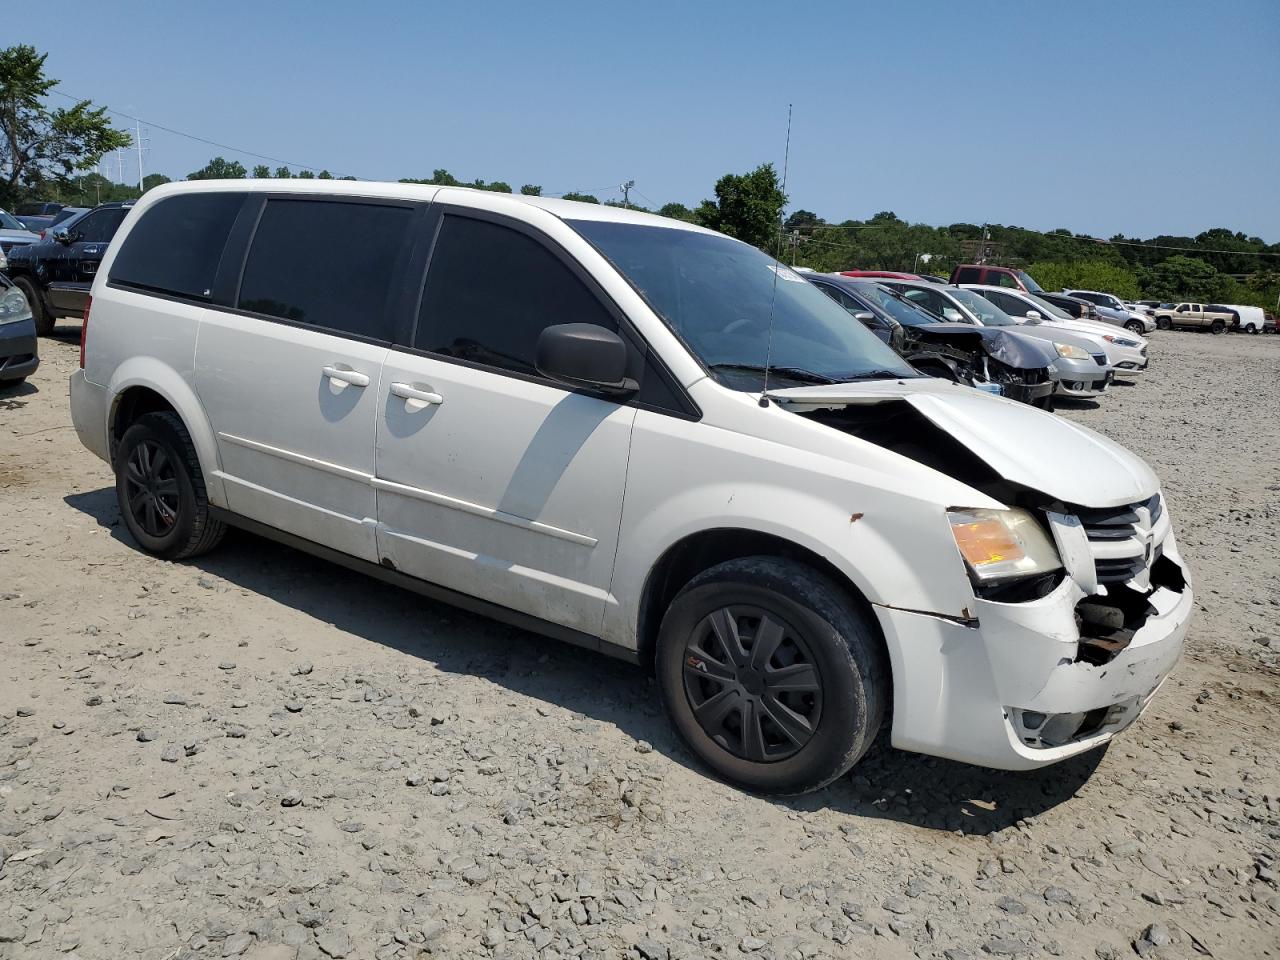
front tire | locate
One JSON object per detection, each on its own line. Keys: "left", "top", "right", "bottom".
{"left": 115, "top": 411, "right": 226, "bottom": 560}
{"left": 656, "top": 557, "right": 887, "bottom": 795}
{"left": 13, "top": 278, "right": 52, "bottom": 337}
{"left": 1156, "top": 317, "right": 1171, "bottom": 331}
{"left": 1125, "top": 320, "right": 1144, "bottom": 335}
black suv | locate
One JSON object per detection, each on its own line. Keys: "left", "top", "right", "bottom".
{"left": 6, "top": 201, "right": 134, "bottom": 335}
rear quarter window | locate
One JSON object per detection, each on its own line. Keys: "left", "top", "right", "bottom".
{"left": 110, "top": 194, "right": 245, "bottom": 299}
{"left": 954, "top": 267, "right": 982, "bottom": 283}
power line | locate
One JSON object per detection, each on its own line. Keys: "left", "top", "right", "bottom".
{"left": 50, "top": 89, "right": 352, "bottom": 177}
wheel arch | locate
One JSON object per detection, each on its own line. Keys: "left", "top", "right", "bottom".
{"left": 635, "top": 527, "right": 889, "bottom": 682}
{"left": 106, "top": 359, "right": 225, "bottom": 506}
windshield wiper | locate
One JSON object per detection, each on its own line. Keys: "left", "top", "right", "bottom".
{"left": 708, "top": 363, "right": 838, "bottom": 385}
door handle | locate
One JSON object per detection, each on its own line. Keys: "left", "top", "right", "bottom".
{"left": 390, "top": 382, "right": 443, "bottom": 405}
{"left": 323, "top": 365, "right": 370, "bottom": 388}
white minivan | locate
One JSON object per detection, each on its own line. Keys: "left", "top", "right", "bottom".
{"left": 70, "top": 181, "right": 1193, "bottom": 794}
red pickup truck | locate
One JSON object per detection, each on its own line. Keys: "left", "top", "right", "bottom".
{"left": 949, "top": 264, "right": 1045, "bottom": 293}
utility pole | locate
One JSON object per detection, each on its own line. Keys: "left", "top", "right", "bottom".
{"left": 136, "top": 120, "right": 145, "bottom": 192}
{"left": 621, "top": 179, "right": 635, "bottom": 209}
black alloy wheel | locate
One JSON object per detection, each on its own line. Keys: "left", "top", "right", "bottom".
{"left": 656, "top": 557, "right": 887, "bottom": 794}
{"left": 114, "top": 411, "right": 226, "bottom": 560}
{"left": 682, "top": 605, "right": 823, "bottom": 762}
{"left": 123, "top": 438, "right": 180, "bottom": 537}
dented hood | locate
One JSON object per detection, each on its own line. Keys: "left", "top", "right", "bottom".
{"left": 772, "top": 379, "right": 1159, "bottom": 508}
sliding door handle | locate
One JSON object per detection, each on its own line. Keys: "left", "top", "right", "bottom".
{"left": 390, "top": 382, "right": 443, "bottom": 405}
{"left": 323, "top": 364, "right": 370, "bottom": 388}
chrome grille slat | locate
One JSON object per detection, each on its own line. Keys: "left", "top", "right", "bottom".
{"left": 1070, "top": 494, "right": 1164, "bottom": 584}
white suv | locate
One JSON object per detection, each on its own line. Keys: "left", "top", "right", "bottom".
{"left": 70, "top": 181, "right": 1193, "bottom": 794}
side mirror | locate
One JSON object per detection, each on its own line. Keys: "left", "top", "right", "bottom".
{"left": 942, "top": 308, "right": 965, "bottom": 322}
{"left": 52, "top": 228, "right": 73, "bottom": 245}
{"left": 535, "top": 324, "right": 637, "bottom": 395}
{"left": 852, "top": 311, "right": 876, "bottom": 324}
{"left": 1024, "top": 310, "right": 1042, "bottom": 322}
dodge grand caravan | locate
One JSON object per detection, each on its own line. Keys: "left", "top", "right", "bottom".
{"left": 70, "top": 181, "right": 1194, "bottom": 794}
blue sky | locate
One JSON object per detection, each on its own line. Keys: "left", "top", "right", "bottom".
{"left": 20, "top": 0, "right": 1280, "bottom": 240}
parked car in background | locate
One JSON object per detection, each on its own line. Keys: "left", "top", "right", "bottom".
{"left": 71, "top": 180, "right": 1194, "bottom": 792}
{"left": 1062, "top": 289, "right": 1154, "bottom": 335}
{"left": 1036, "top": 291, "right": 1102, "bottom": 322}
{"left": 5, "top": 201, "right": 134, "bottom": 335}
{"left": 963, "top": 284, "right": 1150, "bottom": 377}
{"left": 1152, "top": 302, "right": 1234, "bottom": 333}
{"left": 23, "top": 205, "right": 90, "bottom": 239}
{"left": 837, "top": 270, "right": 925, "bottom": 281}
{"left": 880, "top": 280, "right": 1113, "bottom": 400}
{"left": 0, "top": 208, "right": 41, "bottom": 272}
{"left": 808, "top": 275, "right": 1057, "bottom": 407}
{"left": 0, "top": 274, "right": 39, "bottom": 385}
{"left": 949, "top": 264, "right": 1044, "bottom": 292}
{"left": 14, "top": 201, "right": 64, "bottom": 231}
{"left": 1214, "top": 304, "right": 1266, "bottom": 335}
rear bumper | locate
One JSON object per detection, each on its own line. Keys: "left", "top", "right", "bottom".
{"left": 70, "top": 368, "right": 112, "bottom": 463}
{"left": 0, "top": 317, "right": 39, "bottom": 382}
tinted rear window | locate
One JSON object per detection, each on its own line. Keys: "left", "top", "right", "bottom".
{"left": 238, "top": 199, "right": 412, "bottom": 340}
{"left": 111, "top": 194, "right": 244, "bottom": 299}
{"left": 954, "top": 266, "right": 982, "bottom": 283}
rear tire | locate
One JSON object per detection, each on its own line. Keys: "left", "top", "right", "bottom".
{"left": 115, "top": 411, "right": 226, "bottom": 560}
{"left": 13, "top": 278, "right": 52, "bottom": 337}
{"left": 656, "top": 557, "right": 887, "bottom": 795}
{"left": 1211, "top": 319, "right": 1225, "bottom": 335}
{"left": 1246, "top": 323, "right": 1258, "bottom": 335}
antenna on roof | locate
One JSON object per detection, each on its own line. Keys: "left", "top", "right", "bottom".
{"left": 759, "top": 103, "right": 793, "bottom": 408}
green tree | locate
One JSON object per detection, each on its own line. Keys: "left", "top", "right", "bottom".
{"left": 658, "top": 202, "right": 695, "bottom": 222}
{"left": 784, "top": 209, "right": 822, "bottom": 230}
{"left": 1026, "top": 260, "right": 1141, "bottom": 299}
{"left": 1139, "top": 256, "right": 1230, "bottom": 302}
{"left": 318, "top": 170, "right": 333, "bottom": 179}
{"left": 0, "top": 44, "right": 132, "bottom": 206}
{"left": 519, "top": 184, "right": 542, "bottom": 196}
{"left": 274, "top": 166, "right": 292, "bottom": 179}
{"left": 142, "top": 173, "right": 170, "bottom": 192}
{"left": 296, "top": 169, "right": 314, "bottom": 179}
{"left": 187, "top": 156, "right": 247, "bottom": 180}
{"left": 252, "top": 164, "right": 271, "bottom": 179}
{"left": 560, "top": 191, "right": 599, "bottom": 203}
{"left": 695, "top": 163, "right": 787, "bottom": 251}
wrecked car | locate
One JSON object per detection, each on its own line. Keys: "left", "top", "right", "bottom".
{"left": 72, "top": 183, "right": 1193, "bottom": 795}
{"left": 807, "top": 274, "right": 1058, "bottom": 408}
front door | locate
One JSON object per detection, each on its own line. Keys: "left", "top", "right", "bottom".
{"left": 194, "top": 196, "right": 418, "bottom": 562}
{"left": 46, "top": 207, "right": 131, "bottom": 316}
{"left": 374, "top": 211, "right": 635, "bottom": 635}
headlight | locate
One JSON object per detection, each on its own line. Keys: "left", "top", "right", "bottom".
{"left": 0, "top": 286, "right": 33, "bottom": 326}
{"left": 1103, "top": 335, "right": 1138, "bottom": 347}
{"left": 1054, "top": 342, "right": 1090, "bottom": 359}
{"left": 947, "top": 508, "right": 1062, "bottom": 583}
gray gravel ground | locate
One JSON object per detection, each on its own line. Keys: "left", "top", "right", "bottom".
{"left": 1, "top": 329, "right": 1277, "bottom": 960}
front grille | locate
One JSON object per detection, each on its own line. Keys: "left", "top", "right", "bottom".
{"left": 1074, "top": 494, "right": 1164, "bottom": 584}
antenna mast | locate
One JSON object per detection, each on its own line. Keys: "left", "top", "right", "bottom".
{"left": 759, "top": 103, "right": 793, "bottom": 407}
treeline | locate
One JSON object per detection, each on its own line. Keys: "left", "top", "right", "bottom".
{"left": 38, "top": 155, "right": 1280, "bottom": 310}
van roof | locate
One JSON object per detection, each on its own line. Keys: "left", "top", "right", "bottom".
{"left": 141, "top": 178, "right": 720, "bottom": 235}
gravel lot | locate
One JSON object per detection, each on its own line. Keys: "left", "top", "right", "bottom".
{"left": 2, "top": 330, "right": 1277, "bottom": 960}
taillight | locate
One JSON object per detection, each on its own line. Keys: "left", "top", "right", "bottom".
{"left": 80, "top": 296, "right": 91, "bottom": 369}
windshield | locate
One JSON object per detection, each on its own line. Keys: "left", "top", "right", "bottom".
{"left": 567, "top": 220, "right": 917, "bottom": 388}
{"left": 947, "top": 287, "right": 1016, "bottom": 326}
{"left": 1017, "top": 270, "right": 1044, "bottom": 293}
{"left": 1024, "top": 292, "right": 1073, "bottom": 321}
{"left": 0, "top": 209, "right": 27, "bottom": 231}
{"left": 846, "top": 282, "right": 940, "bottom": 327}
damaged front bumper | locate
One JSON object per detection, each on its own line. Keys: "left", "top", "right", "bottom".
{"left": 874, "top": 528, "right": 1192, "bottom": 771}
